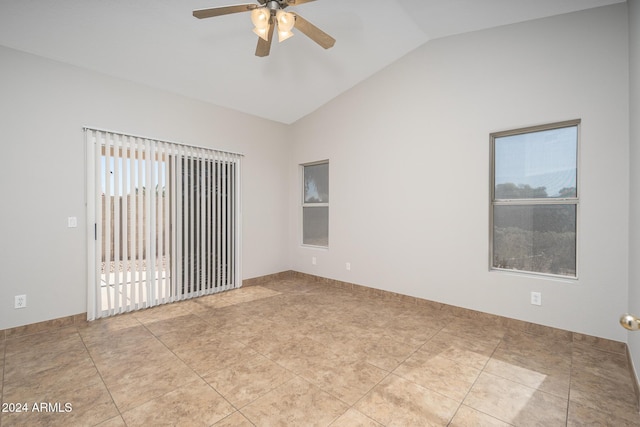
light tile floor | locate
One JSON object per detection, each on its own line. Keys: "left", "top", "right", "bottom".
{"left": 1, "top": 277, "right": 640, "bottom": 426}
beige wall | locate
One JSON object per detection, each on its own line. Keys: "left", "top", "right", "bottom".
{"left": 627, "top": 0, "right": 640, "bottom": 383}
{"left": 0, "top": 46, "right": 291, "bottom": 329}
{"left": 290, "top": 4, "right": 630, "bottom": 341}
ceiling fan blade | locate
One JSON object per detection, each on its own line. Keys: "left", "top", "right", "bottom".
{"left": 193, "top": 4, "right": 257, "bottom": 19}
{"left": 285, "top": 0, "right": 317, "bottom": 5}
{"left": 255, "top": 16, "right": 275, "bottom": 57}
{"left": 292, "top": 13, "right": 335, "bottom": 49}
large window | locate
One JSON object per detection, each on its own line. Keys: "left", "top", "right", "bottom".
{"left": 490, "top": 120, "right": 579, "bottom": 278}
{"left": 302, "top": 161, "right": 329, "bottom": 247}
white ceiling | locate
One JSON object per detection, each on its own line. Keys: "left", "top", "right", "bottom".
{"left": 0, "top": 0, "right": 624, "bottom": 124}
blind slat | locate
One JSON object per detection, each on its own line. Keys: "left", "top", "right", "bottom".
{"left": 104, "top": 133, "right": 113, "bottom": 315}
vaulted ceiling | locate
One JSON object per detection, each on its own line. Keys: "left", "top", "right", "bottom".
{"left": 0, "top": 0, "right": 625, "bottom": 123}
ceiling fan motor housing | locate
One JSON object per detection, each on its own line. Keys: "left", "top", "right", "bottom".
{"left": 267, "top": 1, "right": 288, "bottom": 13}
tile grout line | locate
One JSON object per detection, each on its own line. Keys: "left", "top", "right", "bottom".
{"left": 231, "top": 305, "right": 357, "bottom": 425}
{"left": 192, "top": 301, "right": 287, "bottom": 411}
{"left": 220, "top": 287, "right": 388, "bottom": 425}
{"left": 344, "top": 324, "right": 447, "bottom": 426}
{"left": 446, "top": 333, "right": 515, "bottom": 427}
{"left": 388, "top": 321, "right": 503, "bottom": 426}
{"left": 135, "top": 317, "right": 245, "bottom": 421}
{"left": 566, "top": 339, "right": 575, "bottom": 426}
{"left": 76, "top": 324, "right": 128, "bottom": 427}
{"left": 134, "top": 293, "right": 304, "bottom": 424}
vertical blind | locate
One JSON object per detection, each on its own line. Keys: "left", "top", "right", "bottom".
{"left": 85, "top": 128, "right": 241, "bottom": 320}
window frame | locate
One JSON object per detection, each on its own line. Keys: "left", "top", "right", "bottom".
{"left": 301, "top": 160, "right": 329, "bottom": 248}
{"left": 489, "top": 119, "right": 580, "bottom": 279}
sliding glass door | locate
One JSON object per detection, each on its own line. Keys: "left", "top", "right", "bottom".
{"left": 85, "top": 129, "right": 241, "bottom": 319}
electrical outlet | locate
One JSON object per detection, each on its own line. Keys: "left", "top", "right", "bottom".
{"left": 312, "top": 257, "right": 317, "bottom": 265}
{"left": 15, "top": 294, "right": 27, "bottom": 309}
{"left": 531, "top": 291, "right": 542, "bottom": 306}
{"left": 346, "top": 262, "right": 351, "bottom": 271}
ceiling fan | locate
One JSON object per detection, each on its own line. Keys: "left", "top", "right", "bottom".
{"left": 193, "top": 0, "right": 335, "bottom": 57}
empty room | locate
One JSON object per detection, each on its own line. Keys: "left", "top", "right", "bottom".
{"left": 1, "top": 0, "right": 640, "bottom": 425}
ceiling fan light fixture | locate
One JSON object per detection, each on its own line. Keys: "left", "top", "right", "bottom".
{"left": 251, "top": 7, "right": 271, "bottom": 29}
{"left": 278, "top": 30, "right": 294, "bottom": 42}
{"left": 276, "top": 10, "right": 295, "bottom": 43}
{"left": 253, "top": 26, "right": 269, "bottom": 41}
{"left": 276, "top": 10, "right": 295, "bottom": 32}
